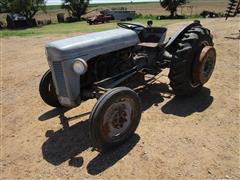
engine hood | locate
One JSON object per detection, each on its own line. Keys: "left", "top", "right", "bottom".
{"left": 46, "top": 28, "right": 140, "bottom": 61}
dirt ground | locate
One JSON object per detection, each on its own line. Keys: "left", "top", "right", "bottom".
{"left": 1, "top": 17, "right": 240, "bottom": 179}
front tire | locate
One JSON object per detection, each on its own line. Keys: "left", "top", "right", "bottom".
{"left": 90, "top": 87, "right": 142, "bottom": 151}
{"left": 168, "top": 26, "right": 215, "bottom": 96}
{"left": 39, "top": 70, "right": 62, "bottom": 108}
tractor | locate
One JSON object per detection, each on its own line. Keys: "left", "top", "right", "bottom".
{"left": 39, "top": 20, "right": 216, "bottom": 150}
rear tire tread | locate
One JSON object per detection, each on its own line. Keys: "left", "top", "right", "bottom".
{"left": 168, "top": 26, "right": 213, "bottom": 96}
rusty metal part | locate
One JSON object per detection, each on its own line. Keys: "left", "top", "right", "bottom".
{"left": 67, "top": 112, "right": 91, "bottom": 122}
{"left": 112, "top": 104, "right": 128, "bottom": 129}
{"left": 102, "top": 98, "right": 132, "bottom": 139}
{"left": 225, "top": 0, "right": 240, "bottom": 20}
{"left": 193, "top": 46, "right": 216, "bottom": 84}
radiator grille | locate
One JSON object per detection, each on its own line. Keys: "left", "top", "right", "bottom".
{"left": 52, "top": 61, "right": 67, "bottom": 97}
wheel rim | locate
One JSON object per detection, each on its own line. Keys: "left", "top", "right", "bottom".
{"left": 193, "top": 46, "right": 216, "bottom": 84}
{"left": 101, "top": 98, "right": 134, "bottom": 140}
{"left": 200, "top": 47, "right": 216, "bottom": 78}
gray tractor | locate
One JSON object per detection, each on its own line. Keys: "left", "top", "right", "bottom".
{"left": 39, "top": 21, "right": 216, "bottom": 150}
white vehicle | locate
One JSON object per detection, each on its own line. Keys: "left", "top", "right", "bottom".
{"left": 102, "top": 7, "right": 136, "bottom": 21}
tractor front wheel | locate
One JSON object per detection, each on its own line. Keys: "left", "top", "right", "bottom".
{"left": 90, "top": 87, "right": 142, "bottom": 151}
{"left": 39, "top": 70, "right": 62, "bottom": 108}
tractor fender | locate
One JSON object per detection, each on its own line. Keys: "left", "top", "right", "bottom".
{"left": 165, "top": 21, "right": 202, "bottom": 51}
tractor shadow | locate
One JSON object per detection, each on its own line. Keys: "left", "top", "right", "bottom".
{"left": 136, "top": 82, "right": 213, "bottom": 116}
{"left": 42, "top": 114, "right": 90, "bottom": 166}
{"left": 87, "top": 135, "right": 140, "bottom": 175}
{"left": 137, "top": 82, "right": 172, "bottom": 111}
{"left": 161, "top": 87, "right": 213, "bottom": 117}
{"left": 38, "top": 107, "right": 71, "bottom": 121}
{"left": 40, "top": 83, "right": 213, "bottom": 174}
{"left": 41, "top": 110, "right": 140, "bottom": 173}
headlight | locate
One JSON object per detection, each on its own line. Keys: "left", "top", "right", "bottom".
{"left": 73, "top": 58, "right": 88, "bottom": 75}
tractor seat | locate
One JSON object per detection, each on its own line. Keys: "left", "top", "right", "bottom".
{"left": 139, "top": 27, "right": 167, "bottom": 45}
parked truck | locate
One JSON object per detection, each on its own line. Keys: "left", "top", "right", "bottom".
{"left": 87, "top": 14, "right": 113, "bottom": 25}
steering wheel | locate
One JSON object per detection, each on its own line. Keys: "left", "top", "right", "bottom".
{"left": 117, "top": 22, "right": 145, "bottom": 30}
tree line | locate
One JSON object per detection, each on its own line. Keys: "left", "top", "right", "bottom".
{"left": 0, "top": 0, "right": 186, "bottom": 21}
{"left": 0, "top": 0, "right": 90, "bottom": 21}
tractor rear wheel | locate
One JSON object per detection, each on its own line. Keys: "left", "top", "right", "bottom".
{"left": 168, "top": 26, "right": 216, "bottom": 96}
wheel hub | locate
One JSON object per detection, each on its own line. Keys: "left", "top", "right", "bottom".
{"left": 102, "top": 98, "right": 132, "bottom": 139}
{"left": 193, "top": 46, "right": 216, "bottom": 84}
{"left": 112, "top": 106, "right": 128, "bottom": 129}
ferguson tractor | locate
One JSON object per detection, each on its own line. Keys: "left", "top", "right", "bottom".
{"left": 39, "top": 21, "right": 216, "bottom": 150}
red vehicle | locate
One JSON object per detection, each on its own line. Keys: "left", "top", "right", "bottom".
{"left": 87, "top": 14, "right": 112, "bottom": 25}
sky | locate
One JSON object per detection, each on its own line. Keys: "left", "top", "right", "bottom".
{"left": 47, "top": 0, "right": 158, "bottom": 5}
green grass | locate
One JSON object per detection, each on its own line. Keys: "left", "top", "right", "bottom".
{"left": 46, "top": 2, "right": 159, "bottom": 10}
{"left": 0, "top": 18, "right": 200, "bottom": 38}
{"left": 46, "top": 5, "right": 62, "bottom": 10}
{"left": 45, "top": 0, "right": 226, "bottom": 10}
{"left": 46, "top": 0, "right": 226, "bottom": 9}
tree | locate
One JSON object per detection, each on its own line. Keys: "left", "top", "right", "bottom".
{"left": 0, "top": 0, "right": 10, "bottom": 13}
{"left": 1, "top": 0, "right": 46, "bottom": 20}
{"left": 62, "top": 0, "right": 89, "bottom": 20}
{"left": 160, "top": 0, "right": 186, "bottom": 17}
{"left": 8, "top": 0, "right": 46, "bottom": 20}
